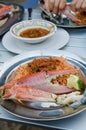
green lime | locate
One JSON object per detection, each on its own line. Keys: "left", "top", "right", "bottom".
{"left": 67, "top": 75, "right": 83, "bottom": 90}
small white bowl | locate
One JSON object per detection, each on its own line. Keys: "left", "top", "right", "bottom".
{"left": 10, "top": 19, "right": 57, "bottom": 44}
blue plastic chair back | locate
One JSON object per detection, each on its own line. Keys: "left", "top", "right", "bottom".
{"left": 21, "top": 0, "right": 38, "bottom": 8}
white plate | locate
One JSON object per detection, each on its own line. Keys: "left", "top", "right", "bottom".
{"left": 2, "top": 28, "right": 70, "bottom": 54}
{"left": 0, "top": 50, "right": 86, "bottom": 121}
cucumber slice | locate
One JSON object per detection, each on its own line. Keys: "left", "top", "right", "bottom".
{"left": 67, "top": 75, "right": 83, "bottom": 90}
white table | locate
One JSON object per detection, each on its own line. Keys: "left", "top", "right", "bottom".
{"left": 0, "top": 7, "right": 86, "bottom": 130}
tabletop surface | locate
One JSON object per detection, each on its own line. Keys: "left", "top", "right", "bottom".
{"left": 0, "top": 4, "right": 86, "bottom": 130}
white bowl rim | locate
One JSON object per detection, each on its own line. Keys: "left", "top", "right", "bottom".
{"left": 10, "top": 19, "right": 57, "bottom": 41}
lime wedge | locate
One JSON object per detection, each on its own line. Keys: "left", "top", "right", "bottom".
{"left": 67, "top": 75, "right": 83, "bottom": 90}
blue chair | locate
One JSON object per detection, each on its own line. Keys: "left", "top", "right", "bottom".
{"left": 21, "top": 0, "right": 38, "bottom": 8}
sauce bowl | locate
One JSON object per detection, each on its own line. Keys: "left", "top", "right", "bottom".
{"left": 10, "top": 19, "right": 57, "bottom": 44}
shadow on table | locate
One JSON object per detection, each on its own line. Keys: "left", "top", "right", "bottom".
{"left": 0, "top": 121, "right": 53, "bottom": 130}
